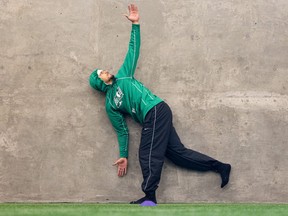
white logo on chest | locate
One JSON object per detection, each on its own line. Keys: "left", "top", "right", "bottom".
{"left": 114, "top": 87, "right": 124, "bottom": 108}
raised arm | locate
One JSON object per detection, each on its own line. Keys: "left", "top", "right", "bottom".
{"left": 116, "top": 4, "right": 140, "bottom": 78}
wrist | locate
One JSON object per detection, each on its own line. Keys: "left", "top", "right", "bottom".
{"left": 132, "top": 21, "right": 139, "bottom": 24}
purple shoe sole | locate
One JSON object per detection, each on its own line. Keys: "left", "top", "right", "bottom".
{"left": 140, "top": 200, "right": 157, "bottom": 206}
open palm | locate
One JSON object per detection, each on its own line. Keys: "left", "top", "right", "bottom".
{"left": 113, "top": 158, "right": 128, "bottom": 177}
{"left": 125, "top": 4, "right": 139, "bottom": 23}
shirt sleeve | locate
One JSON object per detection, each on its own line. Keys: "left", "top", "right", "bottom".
{"left": 116, "top": 24, "right": 140, "bottom": 78}
{"left": 106, "top": 105, "right": 129, "bottom": 158}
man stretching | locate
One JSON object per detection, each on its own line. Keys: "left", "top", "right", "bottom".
{"left": 89, "top": 4, "right": 231, "bottom": 205}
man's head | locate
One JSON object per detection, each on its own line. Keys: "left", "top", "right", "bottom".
{"left": 97, "top": 70, "right": 114, "bottom": 84}
{"left": 89, "top": 69, "right": 114, "bottom": 93}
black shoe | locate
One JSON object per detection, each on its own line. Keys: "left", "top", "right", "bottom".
{"left": 130, "top": 196, "right": 157, "bottom": 204}
{"left": 219, "top": 163, "right": 231, "bottom": 188}
{"left": 130, "top": 197, "right": 148, "bottom": 204}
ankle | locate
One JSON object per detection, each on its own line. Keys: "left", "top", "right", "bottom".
{"left": 145, "top": 192, "right": 157, "bottom": 203}
{"left": 212, "top": 161, "right": 223, "bottom": 172}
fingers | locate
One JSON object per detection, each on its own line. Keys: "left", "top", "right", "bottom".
{"left": 118, "top": 167, "right": 126, "bottom": 177}
{"left": 118, "top": 167, "right": 121, "bottom": 176}
{"left": 119, "top": 168, "right": 123, "bottom": 177}
{"left": 128, "top": 4, "right": 138, "bottom": 12}
{"left": 133, "top": 4, "right": 138, "bottom": 12}
{"left": 113, "top": 159, "right": 121, "bottom": 166}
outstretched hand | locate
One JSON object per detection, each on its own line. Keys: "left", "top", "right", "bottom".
{"left": 124, "top": 4, "right": 139, "bottom": 24}
{"left": 113, "top": 158, "right": 128, "bottom": 177}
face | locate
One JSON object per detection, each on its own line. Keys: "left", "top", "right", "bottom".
{"left": 98, "top": 70, "right": 114, "bottom": 84}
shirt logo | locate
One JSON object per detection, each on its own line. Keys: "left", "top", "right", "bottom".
{"left": 114, "top": 87, "right": 124, "bottom": 108}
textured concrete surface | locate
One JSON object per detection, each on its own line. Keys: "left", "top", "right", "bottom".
{"left": 0, "top": 0, "right": 288, "bottom": 203}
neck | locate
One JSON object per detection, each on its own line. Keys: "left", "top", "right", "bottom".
{"left": 106, "top": 80, "right": 113, "bottom": 85}
{"left": 105, "top": 78, "right": 114, "bottom": 85}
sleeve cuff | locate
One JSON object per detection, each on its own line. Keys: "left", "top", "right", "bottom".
{"left": 120, "top": 152, "right": 128, "bottom": 158}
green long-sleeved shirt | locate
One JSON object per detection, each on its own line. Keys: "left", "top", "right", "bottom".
{"left": 104, "top": 24, "right": 162, "bottom": 158}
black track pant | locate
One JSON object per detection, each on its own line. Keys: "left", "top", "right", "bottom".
{"left": 139, "top": 101, "right": 221, "bottom": 197}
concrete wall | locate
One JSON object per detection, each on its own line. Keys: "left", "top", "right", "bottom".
{"left": 0, "top": 0, "right": 287, "bottom": 203}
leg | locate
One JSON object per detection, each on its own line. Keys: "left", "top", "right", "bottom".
{"left": 130, "top": 102, "right": 172, "bottom": 204}
{"left": 166, "top": 126, "right": 231, "bottom": 187}
{"left": 166, "top": 126, "right": 218, "bottom": 171}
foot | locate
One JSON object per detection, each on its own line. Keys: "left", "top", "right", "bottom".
{"left": 130, "top": 196, "right": 147, "bottom": 204}
{"left": 219, "top": 163, "right": 231, "bottom": 188}
{"left": 130, "top": 196, "right": 157, "bottom": 204}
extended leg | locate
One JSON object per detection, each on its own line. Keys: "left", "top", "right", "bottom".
{"left": 166, "top": 126, "right": 231, "bottom": 187}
